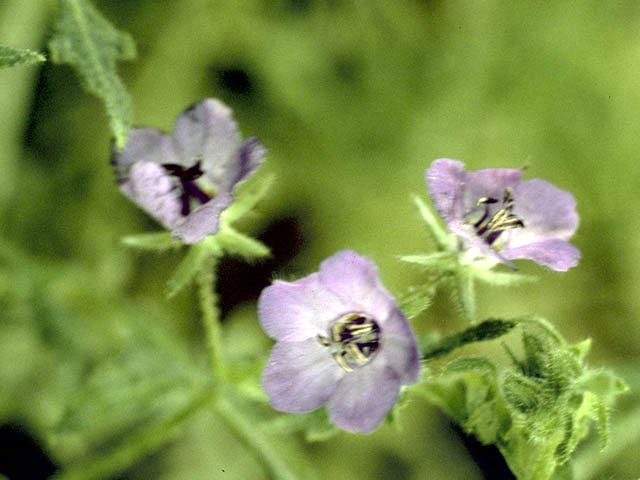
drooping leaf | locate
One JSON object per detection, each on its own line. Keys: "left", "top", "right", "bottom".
{"left": 0, "top": 45, "right": 45, "bottom": 68}
{"left": 48, "top": 0, "right": 136, "bottom": 147}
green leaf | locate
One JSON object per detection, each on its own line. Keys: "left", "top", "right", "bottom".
{"left": 48, "top": 0, "right": 136, "bottom": 148}
{"left": 221, "top": 173, "right": 276, "bottom": 226}
{"left": 0, "top": 45, "right": 45, "bottom": 68}
{"left": 421, "top": 318, "right": 517, "bottom": 360}
{"left": 412, "top": 194, "right": 455, "bottom": 250}
{"left": 166, "top": 238, "right": 221, "bottom": 298}
{"left": 121, "top": 232, "right": 181, "bottom": 251}
{"left": 416, "top": 318, "right": 628, "bottom": 480}
{"left": 216, "top": 227, "right": 270, "bottom": 260}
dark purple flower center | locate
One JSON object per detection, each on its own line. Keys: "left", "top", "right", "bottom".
{"left": 468, "top": 188, "right": 525, "bottom": 247}
{"left": 162, "top": 160, "right": 213, "bottom": 216}
{"left": 317, "top": 313, "right": 381, "bottom": 372}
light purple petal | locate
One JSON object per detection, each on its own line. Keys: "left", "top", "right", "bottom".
{"left": 259, "top": 274, "right": 349, "bottom": 342}
{"left": 460, "top": 166, "right": 524, "bottom": 217}
{"left": 172, "top": 99, "right": 242, "bottom": 189}
{"left": 171, "top": 192, "right": 233, "bottom": 244}
{"left": 425, "top": 158, "right": 465, "bottom": 223}
{"left": 327, "top": 363, "right": 401, "bottom": 433}
{"left": 511, "top": 179, "right": 579, "bottom": 244}
{"left": 111, "top": 128, "right": 177, "bottom": 181}
{"left": 222, "top": 137, "right": 267, "bottom": 192}
{"left": 318, "top": 250, "right": 394, "bottom": 317}
{"left": 378, "top": 309, "right": 421, "bottom": 385}
{"left": 501, "top": 239, "right": 581, "bottom": 271}
{"left": 262, "top": 339, "right": 345, "bottom": 413}
{"left": 120, "top": 161, "right": 183, "bottom": 229}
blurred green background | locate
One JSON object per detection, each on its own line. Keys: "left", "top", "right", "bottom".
{"left": 1, "top": 0, "right": 640, "bottom": 478}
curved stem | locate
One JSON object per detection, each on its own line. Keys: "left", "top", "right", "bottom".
{"left": 196, "top": 255, "right": 225, "bottom": 379}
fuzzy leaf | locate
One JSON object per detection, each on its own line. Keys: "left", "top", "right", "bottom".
{"left": 121, "top": 232, "right": 181, "bottom": 251}
{"left": 48, "top": 0, "right": 136, "bottom": 147}
{"left": 0, "top": 45, "right": 45, "bottom": 68}
{"left": 417, "top": 318, "right": 627, "bottom": 480}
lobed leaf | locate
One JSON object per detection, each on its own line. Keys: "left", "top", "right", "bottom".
{"left": 48, "top": 0, "right": 136, "bottom": 147}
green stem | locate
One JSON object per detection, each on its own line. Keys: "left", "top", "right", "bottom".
{"left": 454, "top": 265, "right": 476, "bottom": 322}
{"left": 197, "top": 255, "right": 225, "bottom": 379}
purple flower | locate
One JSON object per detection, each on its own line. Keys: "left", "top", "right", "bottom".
{"left": 111, "top": 99, "right": 266, "bottom": 244}
{"left": 259, "top": 250, "right": 421, "bottom": 433}
{"left": 426, "top": 159, "right": 580, "bottom": 271}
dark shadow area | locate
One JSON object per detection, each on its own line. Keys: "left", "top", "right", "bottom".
{"left": 454, "top": 425, "right": 515, "bottom": 480}
{"left": 217, "top": 215, "right": 306, "bottom": 319}
{"left": 0, "top": 423, "right": 58, "bottom": 479}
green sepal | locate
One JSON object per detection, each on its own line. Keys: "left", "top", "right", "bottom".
{"left": 216, "top": 227, "right": 270, "bottom": 260}
{"left": 472, "top": 267, "right": 538, "bottom": 286}
{"left": 0, "top": 45, "right": 45, "bottom": 68}
{"left": 166, "top": 238, "right": 221, "bottom": 298}
{"left": 48, "top": 0, "right": 136, "bottom": 148}
{"left": 221, "top": 173, "right": 276, "bottom": 226}
{"left": 121, "top": 232, "right": 181, "bottom": 251}
{"left": 412, "top": 194, "right": 455, "bottom": 250}
{"left": 397, "top": 283, "right": 436, "bottom": 320}
{"left": 399, "top": 251, "right": 457, "bottom": 272}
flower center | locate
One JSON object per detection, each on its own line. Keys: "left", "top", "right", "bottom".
{"left": 162, "top": 159, "right": 214, "bottom": 216}
{"left": 467, "top": 188, "right": 525, "bottom": 248}
{"left": 317, "top": 313, "right": 381, "bottom": 372}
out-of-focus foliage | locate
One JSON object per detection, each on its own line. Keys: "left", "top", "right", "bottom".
{"left": 0, "top": 45, "right": 45, "bottom": 68}
{"left": 49, "top": 0, "right": 135, "bottom": 147}
{"left": 2, "top": 0, "right": 640, "bottom": 479}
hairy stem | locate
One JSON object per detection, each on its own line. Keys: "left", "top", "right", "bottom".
{"left": 197, "top": 255, "right": 225, "bottom": 379}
